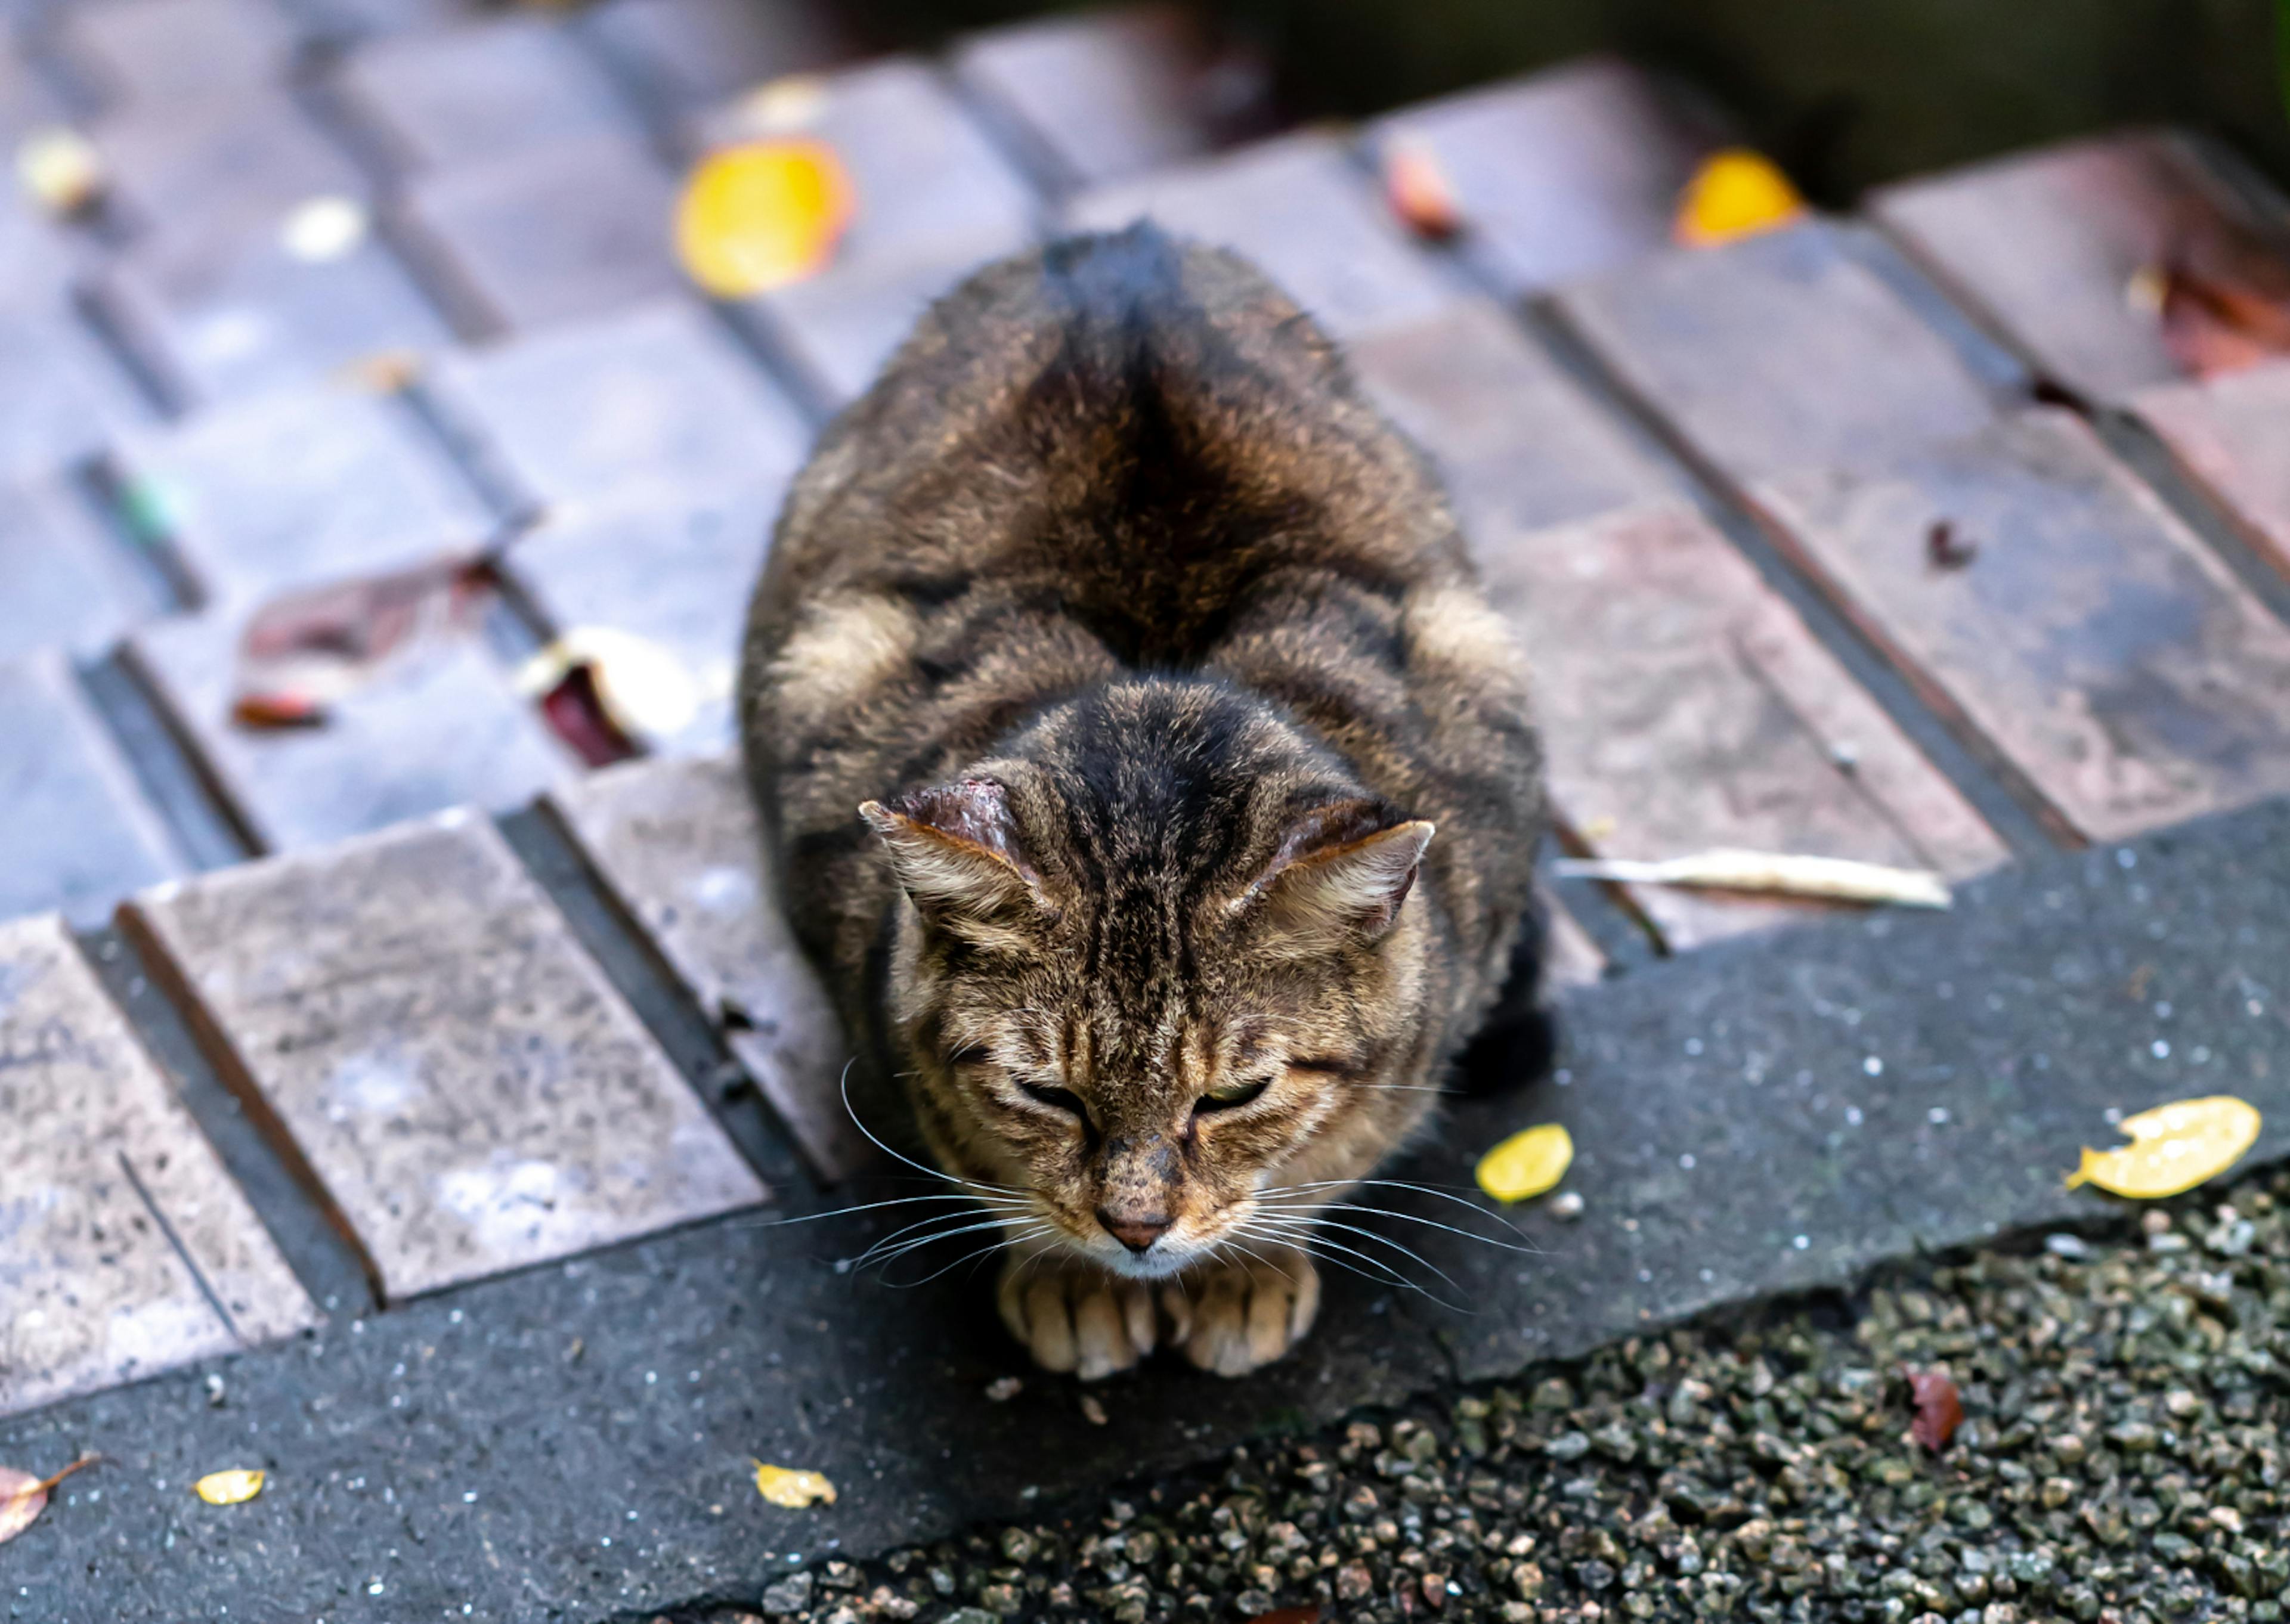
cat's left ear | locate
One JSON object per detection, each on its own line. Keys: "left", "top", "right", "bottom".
{"left": 1238, "top": 801, "right": 1435, "bottom": 944}
{"left": 859, "top": 778, "right": 1055, "bottom": 924}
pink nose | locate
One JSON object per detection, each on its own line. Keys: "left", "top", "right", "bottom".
{"left": 1097, "top": 1208, "right": 1171, "bottom": 1253}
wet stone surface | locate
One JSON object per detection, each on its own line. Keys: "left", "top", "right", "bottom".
{"left": 1872, "top": 129, "right": 2290, "bottom": 402}
{"left": 110, "top": 380, "right": 493, "bottom": 607}
{"left": 2134, "top": 357, "right": 2290, "bottom": 586}
{"left": 0, "top": 651, "right": 181, "bottom": 927}
{"left": 1753, "top": 407, "right": 2290, "bottom": 844}
{"left": 1065, "top": 132, "right": 1466, "bottom": 343}
{"left": 1472, "top": 500, "right": 2006, "bottom": 949}
{"left": 1558, "top": 221, "right": 2010, "bottom": 482}
{"left": 127, "top": 608, "right": 575, "bottom": 852}
{"left": 547, "top": 752, "right": 859, "bottom": 1180}
{"left": 1368, "top": 58, "right": 1721, "bottom": 298}
{"left": 0, "top": 912, "right": 314, "bottom": 1419}
{"left": 0, "top": 474, "right": 158, "bottom": 662}
{"left": 123, "top": 813, "right": 769, "bottom": 1303}
{"left": 578, "top": 0, "right": 859, "bottom": 123}
{"left": 432, "top": 298, "right": 811, "bottom": 511}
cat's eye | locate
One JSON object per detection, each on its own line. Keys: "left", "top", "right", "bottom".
{"left": 1019, "top": 1081, "right": 1088, "bottom": 1119}
{"left": 1194, "top": 1077, "right": 1269, "bottom": 1114}
{"left": 945, "top": 1042, "right": 991, "bottom": 1069}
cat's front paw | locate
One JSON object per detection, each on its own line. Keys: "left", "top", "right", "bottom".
{"left": 998, "top": 1258, "right": 1157, "bottom": 1380}
{"left": 1162, "top": 1248, "right": 1320, "bottom": 1377}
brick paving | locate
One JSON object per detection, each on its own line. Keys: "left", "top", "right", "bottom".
{"left": 2, "top": 10, "right": 2290, "bottom": 1616}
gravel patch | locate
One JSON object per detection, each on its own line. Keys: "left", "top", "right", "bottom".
{"left": 667, "top": 1168, "right": 2290, "bottom": 1624}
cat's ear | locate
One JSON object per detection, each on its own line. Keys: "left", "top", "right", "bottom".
{"left": 1239, "top": 800, "right": 1435, "bottom": 944}
{"left": 860, "top": 779, "right": 1053, "bottom": 925}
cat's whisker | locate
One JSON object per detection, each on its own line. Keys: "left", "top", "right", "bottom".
{"left": 1240, "top": 1217, "right": 1455, "bottom": 1306}
{"left": 1251, "top": 1213, "right": 1460, "bottom": 1290}
{"left": 843, "top": 1204, "right": 1036, "bottom": 1270}
{"left": 882, "top": 1225, "right": 1054, "bottom": 1288}
{"left": 1214, "top": 1236, "right": 1295, "bottom": 1287}
{"left": 1261, "top": 1176, "right": 1531, "bottom": 1241}
{"left": 851, "top": 1214, "right": 1035, "bottom": 1273}
{"left": 838, "top": 1061, "right": 1027, "bottom": 1201}
{"left": 1237, "top": 1222, "right": 1426, "bottom": 1300}
{"left": 1258, "top": 1196, "right": 1540, "bottom": 1257}
{"left": 739, "top": 1191, "right": 1027, "bottom": 1232}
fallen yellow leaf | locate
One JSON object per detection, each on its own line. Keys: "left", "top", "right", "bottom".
{"left": 1382, "top": 141, "right": 1462, "bottom": 240}
{"left": 1674, "top": 148, "right": 1806, "bottom": 248}
{"left": 193, "top": 1469, "right": 265, "bottom": 1506}
{"left": 14, "top": 126, "right": 103, "bottom": 216}
{"left": 676, "top": 140, "right": 853, "bottom": 299}
{"left": 752, "top": 1461, "right": 837, "bottom": 1508}
{"left": 2065, "top": 1096, "right": 2261, "bottom": 1198}
{"left": 1475, "top": 1123, "right": 1573, "bottom": 1204}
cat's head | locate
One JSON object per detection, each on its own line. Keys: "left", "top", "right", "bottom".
{"left": 859, "top": 681, "right": 1440, "bottom": 1280}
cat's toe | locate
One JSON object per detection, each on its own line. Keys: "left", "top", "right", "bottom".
{"left": 1168, "top": 1253, "right": 1320, "bottom": 1377}
{"left": 999, "top": 1265, "right": 1153, "bottom": 1380}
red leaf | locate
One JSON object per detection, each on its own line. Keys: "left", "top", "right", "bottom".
{"left": 1905, "top": 1368, "right": 1963, "bottom": 1452}
{"left": 537, "top": 664, "right": 639, "bottom": 768}
{"left": 1246, "top": 1608, "right": 1323, "bottom": 1624}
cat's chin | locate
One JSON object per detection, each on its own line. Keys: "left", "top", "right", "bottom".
{"left": 1063, "top": 1238, "right": 1205, "bottom": 1282}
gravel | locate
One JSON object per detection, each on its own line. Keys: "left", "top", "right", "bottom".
{"left": 669, "top": 1167, "right": 2290, "bottom": 1624}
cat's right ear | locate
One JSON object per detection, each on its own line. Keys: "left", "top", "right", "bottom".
{"left": 859, "top": 779, "right": 1055, "bottom": 925}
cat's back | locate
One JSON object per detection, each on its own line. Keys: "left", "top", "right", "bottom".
{"left": 748, "top": 224, "right": 1463, "bottom": 661}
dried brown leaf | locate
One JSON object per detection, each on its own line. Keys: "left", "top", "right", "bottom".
{"left": 1905, "top": 1368, "right": 1962, "bottom": 1452}
{"left": 0, "top": 1454, "right": 98, "bottom": 1546}
{"left": 1245, "top": 1607, "right": 1324, "bottom": 1624}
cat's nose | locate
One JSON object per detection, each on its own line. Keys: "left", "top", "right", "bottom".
{"left": 1097, "top": 1207, "right": 1172, "bottom": 1253}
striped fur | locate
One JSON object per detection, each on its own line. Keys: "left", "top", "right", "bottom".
{"left": 740, "top": 225, "right": 1545, "bottom": 1376}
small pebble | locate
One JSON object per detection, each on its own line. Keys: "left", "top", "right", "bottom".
{"left": 1548, "top": 1191, "right": 1584, "bottom": 1221}
{"left": 983, "top": 1376, "right": 1022, "bottom": 1403}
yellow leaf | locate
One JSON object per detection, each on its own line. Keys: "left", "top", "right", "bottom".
{"left": 1674, "top": 148, "right": 1806, "bottom": 248}
{"left": 676, "top": 140, "right": 854, "bottom": 299}
{"left": 14, "top": 126, "right": 103, "bottom": 216}
{"left": 193, "top": 1469, "right": 265, "bottom": 1506}
{"left": 752, "top": 1461, "right": 836, "bottom": 1508}
{"left": 1475, "top": 1123, "right": 1573, "bottom": 1204}
{"left": 2064, "top": 1096, "right": 2261, "bottom": 1199}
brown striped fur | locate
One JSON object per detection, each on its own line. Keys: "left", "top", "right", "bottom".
{"left": 740, "top": 225, "right": 1545, "bottom": 1377}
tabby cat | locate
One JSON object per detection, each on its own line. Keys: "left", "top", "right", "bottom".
{"left": 739, "top": 224, "right": 1546, "bottom": 1378}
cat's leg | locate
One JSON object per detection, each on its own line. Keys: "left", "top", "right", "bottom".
{"left": 1161, "top": 1248, "right": 1321, "bottom": 1377}
{"left": 997, "top": 1253, "right": 1157, "bottom": 1380}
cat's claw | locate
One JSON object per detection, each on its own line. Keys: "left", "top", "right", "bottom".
{"left": 998, "top": 1260, "right": 1156, "bottom": 1381}
{"left": 1162, "top": 1250, "right": 1320, "bottom": 1377}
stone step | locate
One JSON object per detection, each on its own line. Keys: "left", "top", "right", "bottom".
{"left": 1751, "top": 407, "right": 2290, "bottom": 844}
{"left": 1870, "top": 129, "right": 2290, "bottom": 404}
{"left": 120, "top": 810, "right": 770, "bottom": 1303}
{"left": 2133, "top": 357, "right": 2290, "bottom": 587}
{"left": 1365, "top": 57, "right": 1724, "bottom": 298}
{"left": 0, "top": 911, "right": 314, "bottom": 1420}
{"left": 0, "top": 650, "right": 182, "bottom": 926}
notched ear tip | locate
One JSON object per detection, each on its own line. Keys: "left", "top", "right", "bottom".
{"left": 859, "top": 777, "right": 1051, "bottom": 921}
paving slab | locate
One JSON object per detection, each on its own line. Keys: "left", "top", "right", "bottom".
{"left": 94, "top": 89, "right": 368, "bottom": 236}
{"left": 578, "top": 0, "right": 858, "bottom": 122}
{"left": 1367, "top": 57, "right": 1722, "bottom": 297}
{"left": 0, "top": 472, "right": 157, "bottom": 661}
{"left": 1871, "top": 129, "right": 2290, "bottom": 402}
{"left": 1753, "top": 405, "right": 2290, "bottom": 844}
{"left": 93, "top": 212, "right": 456, "bottom": 407}
{"left": 431, "top": 298, "right": 810, "bottom": 512}
{"left": 0, "top": 188, "right": 82, "bottom": 309}
{"left": 503, "top": 485, "right": 775, "bottom": 755}
{"left": 0, "top": 294, "right": 156, "bottom": 479}
{"left": 395, "top": 129, "right": 684, "bottom": 337}
{"left": 547, "top": 752, "right": 861, "bottom": 1179}
{"left": 123, "top": 811, "right": 769, "bottom": 1304}
{"left": 6, "top": 787, "right": 2286, "bottom": 1622}
{"left": 329, "top": 13, "right": 636, "bottom": 175}
{"left": 0, "top": 912, "right": 314, "bottom": 1420}
{"left": 1555, "top": 220, "right": 2009, "bottom": 482}
{"left": 2133, "top": 356, "right": 2290, "bottom": 584}
{"left": 1065, "top": 131, "right": 1468, "bottom": 342}
{"left": 0, "top": 650, "right": 181, "bottom": 926}
{"left": 1347, "top": 296, "right": 1676, "bottom": 533}
{"left": 1477, "top": 500, "right": 2006, "bottom": 948}
{"left": 1538, "top": 884, "right": 1605, "bottom": 988}
{"left": 0, "top": 41, "right": 67, "bottom": 147}
{"left": 55, "top": 0, "right": 299, "bottom": 111}
{"left": 949, "top": 3, "right": 1261, "bottom": 194}
{"left": 110, "top": 380, "right": 494, "bottom": 606}
{"left": 127, "top": 610, "right": 575, "bottom": 853}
